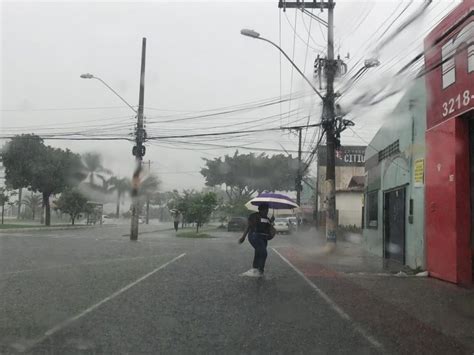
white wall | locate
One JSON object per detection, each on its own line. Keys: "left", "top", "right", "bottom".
{"left": 336, "top": 191, "right": 363, "bottom": 227}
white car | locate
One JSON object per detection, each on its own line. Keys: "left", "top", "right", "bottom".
{"left": 274, "top": 218, "right": 291, "bottom": 234}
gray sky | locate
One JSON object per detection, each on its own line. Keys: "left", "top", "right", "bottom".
{"left": 1, "top": 0, "right": 460, "bottom": 191}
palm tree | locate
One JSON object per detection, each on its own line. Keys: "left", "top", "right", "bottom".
{"left": 98, "top": 175, "right": 115, "bottom": 194}
{"left": 22, "top": 193, "right": 43, "bottom": 220}
{"left": 139, "top": 174, "right": 160, "bottom": 224}
{"left": 109, "top": 176, "right": 131, "bottom": 218}
{"left": 82, "top": 152, "right": 111, "bottom": 187}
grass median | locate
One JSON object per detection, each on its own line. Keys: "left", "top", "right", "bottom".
{"left": 0, "top": 223, "right": 88, "bottom": 230}
{"left": 0, "top": 224, "right": 44, "bottom": 229}
{"left": 176, "top": 226, "right": 216, "bottom": 239}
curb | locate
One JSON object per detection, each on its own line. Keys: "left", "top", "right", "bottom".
{"left": 121, "top": 227, "right": 175, "bottom": 237}
{"left": 0, "top": 224, "right": 117, "bottom": 233}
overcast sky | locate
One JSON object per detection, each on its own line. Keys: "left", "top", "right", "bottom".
{"left": 1, "top": 0, "right": 460, "bottom": 191}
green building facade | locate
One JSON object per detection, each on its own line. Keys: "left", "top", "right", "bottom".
{"left": 363, "top": 79, "right": 426, "bottom": 269}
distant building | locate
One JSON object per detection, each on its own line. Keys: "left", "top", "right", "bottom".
{"left": 317, "top": 145, "right": 366, "bottom": 227}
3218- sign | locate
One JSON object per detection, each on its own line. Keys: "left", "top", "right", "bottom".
{"left": 442, "top": 90, "right": 472, "bottom": 117}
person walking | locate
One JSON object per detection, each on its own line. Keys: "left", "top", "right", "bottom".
{"left": 239, "top": 203, "right": 275, "bottom": 277}
{"left": 173, "top": 211, "right": 181, "bottom": 232}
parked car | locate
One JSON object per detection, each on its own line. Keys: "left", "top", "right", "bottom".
{"left": 274, "top": 218, "right": 291, "bottom": 234}
{"left": 227, "top": 217, "right": 247, "bottom": 232}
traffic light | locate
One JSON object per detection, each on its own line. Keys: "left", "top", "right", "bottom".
{"left": 132, "top": 145, "right": 146, "bottom": 157}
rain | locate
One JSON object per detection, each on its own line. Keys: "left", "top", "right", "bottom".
{"left": 1, "top": 1, "right": 473, "bottom": 354}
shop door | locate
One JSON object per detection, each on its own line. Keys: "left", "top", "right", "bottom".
{"left": 384, "top": 188, "right": 406, "bottom": 264}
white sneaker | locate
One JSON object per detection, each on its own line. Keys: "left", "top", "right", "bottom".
{"left": 241, "top": 268, "right": 261, "bottom": 277}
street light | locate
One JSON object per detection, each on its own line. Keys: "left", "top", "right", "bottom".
{"left": 240, "top": 29, "right": 261, "bottom": 39}
{"left": 240, "top": 29, "right": 324, "bottom": 101}
{"left": 80, "top": 73, "right": 137, "bottom": 113}
{"left": 364, "top": 58, "right": 381, "bottom": 69}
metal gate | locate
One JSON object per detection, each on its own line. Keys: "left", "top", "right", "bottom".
{"left": 384, "top": 187, "right": 406, "bottom": 264}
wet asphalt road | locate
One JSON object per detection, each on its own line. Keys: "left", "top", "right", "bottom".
{"left": 0, "top": 225, "right": 469, "bottom": 354}
{"left": 0, "top": 225, "right": 380, "bottom": 354}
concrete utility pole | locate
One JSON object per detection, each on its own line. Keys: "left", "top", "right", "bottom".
{"left": 278, "top": 0, "right": 338, "bottom": 246}
{"left": 323, "top": 0, "right": 337, "bottom": 245}
{"left": 130, "top": 37, "right": 147, "bottom": 241}
{"left": 80, "top": 39, "right": 148, "bottom": 241}
{"left": 296, "top": 128, "right": 303, "bottom": 206}
{"left": 17, "top": 187, "right": 22, "bottom": 220}
{"left": 277, "top": 125, "right": 303, "bottom": 205}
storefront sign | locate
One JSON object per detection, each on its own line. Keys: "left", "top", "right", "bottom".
{"left": 318, "top": 145, "right": 366, "bottom": 167}
{"left": 414, "top": 159, "right": 424, "bottom": 187}
{"left": 425, "top": 5, "right": 474, "bottom": 128}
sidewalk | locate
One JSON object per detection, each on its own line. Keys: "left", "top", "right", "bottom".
{"left": 273, "top": 229, "right": 474, "bottom": 352}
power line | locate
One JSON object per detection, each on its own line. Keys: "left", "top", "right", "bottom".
{"left": 340, "top": 3, "right": 466, "bottom": 108}
{"left": 284, "top": 10, "right": 324, "bottom": 52}
{"left": 301, "top": 9, "right": 325, "bottom": 50}
{"left": 0, "top": 135, "right": 131, "bottom": 141}
{"left": 351, "top": 38, "right": 474, "bottom": 109}
{"left": 0, "top": 105, "right": 132, "bottom": 112}
{"left": 154, "top": 139, "right": 314, "bottom": 154}
{"left": 343, "top": 1, "right": 406, "bottom": 79}
{"left": 146, "top": 91, "right": 310, "bottom": 123}
{"left": 148, "top": 123, "right": 322, "bottom": 140}
{"left": 288, "top": 9, "right": 298, "bottom": 127}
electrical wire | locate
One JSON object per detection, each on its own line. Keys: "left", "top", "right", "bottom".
{"left": 301, "top": 9, "right": 325, "bottom": 51}
{"left": 279, "top": 8, "right": 283, "bottom": 127}
{"left": 287, "top": 9, "right": 298, "bottom": 127}
{"left": 0, "top": 105, "right": 132, "bottom": 112}
{"left": 283, "top": 10, "right": 323, "bottom": 52}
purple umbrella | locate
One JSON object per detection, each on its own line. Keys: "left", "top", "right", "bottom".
{"left": 247, "top": 192, "right": 299, "bottom": 210}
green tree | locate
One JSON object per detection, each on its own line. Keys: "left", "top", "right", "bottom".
{"left": 22, "top": 193, "right": 42, "bottom": 220}
{"left": 186, "top": 192, "right": 217, "bottom": 233}
{"left": 109, "top": 176, "right": 131, "bottom": 218}
{"left": 32, "top": 146, "right": 85, "bottom": 226}
{"left": 82, "top": 152, "right": 110, "bottom": 187}
{"left": 201, "top": 151, "right": 305, "bottom": 213}
{"left": 2, "top": 135, "right": 86, "bottom": 226}
{"left": 54, "top": 189, "right": 88, "bottom": 225}
{"left": 138, "top": 174, "right": 160, "bottom": 223}
{"left": 1, "top": 134, "right": 45, "bottom": 189}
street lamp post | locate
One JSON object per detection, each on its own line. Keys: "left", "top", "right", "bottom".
{"left": 241, "top": 26, "right": 379, "bottom": 248}
{"left": 240, "top": 29, "right": 324, "bottom": 101}
{"left": 241, "top": 28, "right": 335, "bottom": 243}
{"left": 80, "top": 38, "right": 147, "bottom": 241}
{"left": 80, "top": 74, "right": 137, "bottom": 113}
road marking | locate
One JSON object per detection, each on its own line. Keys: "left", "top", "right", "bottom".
{"left": 19, "top": 253, "right": 186, "bottom": 353}
{"left": 271, "top": 247, "right": 383, "bottom": 351}
{"left": 0, "top": 254, "right": 175, "bottom": 277}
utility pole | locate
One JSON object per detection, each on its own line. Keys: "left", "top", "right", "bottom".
{"left": 278, "top": 0, "right": 338, "bottom": 246}
{"left": 17, "top": 187, "right": 22, "bottom": 220}
{"left": 280, "top": 126, "right": 303, "bottom": 205}
{"left": 296, "top": 128, "right": 303, "bottom": 206}
{"left": 323, "top": 0, "right": 337, "bottom": 246}
{"left": 130, "top": 37, "right": 147, "bottom": 241}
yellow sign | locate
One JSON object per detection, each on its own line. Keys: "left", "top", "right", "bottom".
{"left": 414, "top": 159, "right": 424, "bottom": 186}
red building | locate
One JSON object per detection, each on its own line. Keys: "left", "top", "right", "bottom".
{"left": 424, "top": 0, "right": 474, "bottom": 285}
